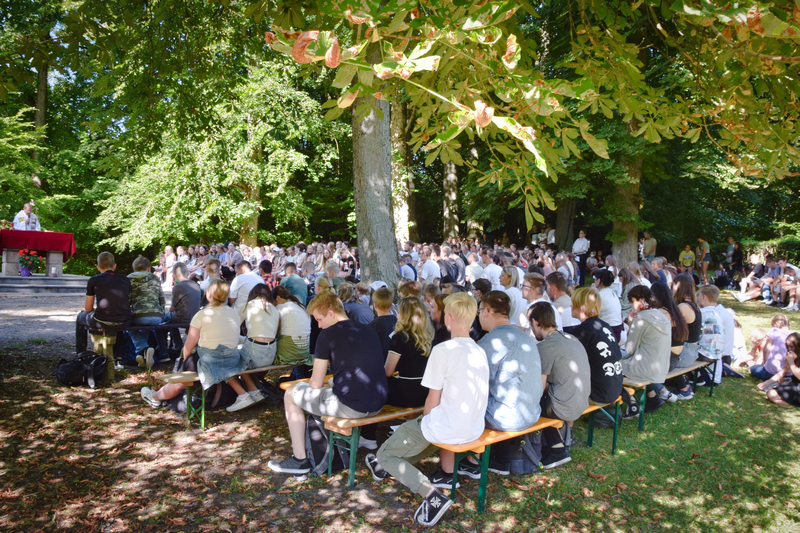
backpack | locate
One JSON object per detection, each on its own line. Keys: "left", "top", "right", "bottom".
{"left": 55, "top": 351, "right": 108, "bottom": 389}
{"left": 491, "top": 433, "right": 543, "bottom": 474}
{"left": 305, "top": 414, "right": 348, "bottom": 477}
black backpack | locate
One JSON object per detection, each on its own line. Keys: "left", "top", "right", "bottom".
{"left": 305, "top": 414, "right": 348, "bottom": 477}
{"left": 55, "top": 351, "right": 108, "bottom": 389}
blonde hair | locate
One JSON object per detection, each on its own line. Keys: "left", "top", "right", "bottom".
{"left": 307, "top": 290, "right": 345, "bottom": 316}
{"left": 571, "top": 287, "right": 601, "bottom": 318}
{"left": 398, "top": 279, "right": 422, "bottom": 299}
{"left": 206, "top": 279, "right": 230, "bottom": 306}
{"left": 394, "top": 297, "right": 434, "bottom": 356}
{"left": 696, "top": 284, "right": 720, "bottom": 304}
{"left": 501, "top": 266, "right": 519, "bottom": 288}
{"left": 315, "top": 275, "right": 335, "bottom": 294}
{"left": 372, "top": 287, "right": 393, "bottom": 311}
{"left": 443, "top": 292, "right": 477, "bottom": 328}
{"left": 771, "top": 313, "right": 790, "bottom": 329}
{"left": 337, "top": 282, "right": 357, "bottom": 303}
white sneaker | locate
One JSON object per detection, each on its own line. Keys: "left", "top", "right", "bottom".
{"left": 358, "top": 437, "right": 378, "bottom": 450}
{"left": 145, "top": 347, "right": 155, "bottom": 369}
{"left": 732, "top": 293, "right": 745, "bottom": 302}
{"left": 226, "top": 393, "right": 257, "bottom": 412}
{"left": 141, "top": 387, "right": 163, "bottom": 409}
{"left": 658, "top": 390, "right": 678, "bottom": 403}
{"left": 248, "top": 390, "right": 265, "bottom": 404}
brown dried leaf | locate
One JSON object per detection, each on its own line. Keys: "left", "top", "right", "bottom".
{"left": 292, "top": 31, "right": 320, "bottom": 64}
{"left": 325, "top": 38, "right": 341, "bottom": 68}
{"left": 264, "top": 32, "right": 276, "bottom": 44}
{"left": 473, "top": 100, "right": 494, "bottom": 128}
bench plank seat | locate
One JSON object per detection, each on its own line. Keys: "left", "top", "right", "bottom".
{"left": 322, "top": 405, "right": 424, "bottom": 434}
{"left": 157, "top": 364, "right": 294, "bottom": 429}
{"left": 623, "top": 360, "right": 717, "bottom": 431}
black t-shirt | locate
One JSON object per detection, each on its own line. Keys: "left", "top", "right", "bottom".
{"left": 454, "top": 256, "right": 466, "bottom": 285}
{"left": 314, "top": 320, "right": 388, "bottom": 413}
{"left": 344, "top": 301, "right": 374, "bottom": 325}
{"left": 86, "top": 270, "right": 131, "bottom": 324}
{"left": 369, "top": 315, "right": 398, "bottom": 361}
{"left": 172, "top": 280, "right": 202, "bottom": 322}
{"left": 386, "top": 330, "right": 430, "bottom": 407}
{"left": 341, "top": 256, "right": 356, "bottom": 273}
{"left": 571, "top": 317, "right": 624, "bottom": 404}
{"left": 751, "top": 263, "right": 766, "bottom": 278}
{"left": 432, "top": 321, "right": 451, "bottom": 347}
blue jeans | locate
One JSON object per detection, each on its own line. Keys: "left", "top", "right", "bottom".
{"left": 130, "top": 316, "right": 162, "bottom": 353}
{"left": 155, "top": 311, "right": 185, "bottom": 356}
{"left": 750, "top": 365, "right": 775, "bottom": 381}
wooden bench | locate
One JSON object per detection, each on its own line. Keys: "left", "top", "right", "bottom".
{"left": 278, "top": 376, "right": 423, "bottom": 487}
{"left": 623, "top": 359, "right": 717, "bottom": 431}
{"left": 434, "top": 417, "right": 564, "bottom": 513}
{"left": 158, "top": 364, "right": 294, "bottom": 429}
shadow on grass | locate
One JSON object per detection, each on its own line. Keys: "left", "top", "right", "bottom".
{"left": 1, "top": 337, "right": 799, "bottom": 532}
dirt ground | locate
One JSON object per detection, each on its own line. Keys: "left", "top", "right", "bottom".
{"left": 0, "top": 295, "right": 450, "bottom": 532}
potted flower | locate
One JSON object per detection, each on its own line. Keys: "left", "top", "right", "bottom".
{"left": 18, "top": 249, "right": 45, "bottom": 277}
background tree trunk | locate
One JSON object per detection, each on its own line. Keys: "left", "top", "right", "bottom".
{"left": 442, "top": 160, "right": 459, "bottom": 238}
{"left": 612, "top": 121, "right": 643, "bottom": 266}
{"left": 31, "top": 62, "right": 47, "bottom": 189}
{"left": 555, "top": 197, "right": 576, "bottom": 251}
{"left": 391, "top": 101, "right": 410, "bottom": 247}
{"left": 352, "top": 95, "right": 400, "bottom": 289}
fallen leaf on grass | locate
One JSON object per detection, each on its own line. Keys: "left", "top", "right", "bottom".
{"left": 713, "top": 430, "right": 728, "bottom": 437}
{"left": 582, "top": 488, "right": 593, "bottom": 497}
{"left": 588, "top": 472, "right": 607, "bottom": 482}
{"left": 615, "top": 483, "right": 628, "bottom": 491}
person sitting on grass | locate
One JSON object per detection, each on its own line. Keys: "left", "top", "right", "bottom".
{"left": 268, "top": 291, "right": 387, "bottom": 476}
{"left": 735, "top": 328, "right": 768, "bottom": 368}
{"left": 141, "top": 279, "right": 264, "bottom": 412}
{"left": 127, "top": 256, "right": 166, "bottom": 369}
{"left": 750, "top": 314, "right": 792, "bottom": 381}
{"left": 75, "top": 251, "right": 131, "bottom": 355}
{"left": 528, "top": 302, "right": 590, "bottom": 469}
{"left": 364, "top": 293, "right": 489, "bottom": 528}
{"left": 758, "top": 333, "right": 800, "bottom": 407}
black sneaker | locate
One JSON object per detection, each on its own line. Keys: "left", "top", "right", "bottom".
{"left": 365, "top": 453, "right": 388, "bottom": 481}
{"left": 541, "top": 446, "right": 571, "bottom": 470}
{"left": 487, "top": 458, "right": 510, "bottom": 476}
{"left": 414, "top": 488, "right": 453, "bottom": 527}
{"left": 644, "top": 395, "right": 666, "bottom": 413}
{"left": 457, "top": 459, "right": 481, "bottom": 480}
{"left": 267, "top": 455, "right": 311, "bottom": 475}
{"left": 621, "top": 404, "right": 640, "bottom": 420}
{"left": 427, "top": 467, "right": 460, "bottom": 489}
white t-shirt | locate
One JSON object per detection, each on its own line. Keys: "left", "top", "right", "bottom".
{"left": 228, "top": 270, "right": 263, "bottom": 311}
{"left": 420, "top": 337, "right": 489, "bottom": 445}
{"left": 547, "top": 229, "right": 555, "bottom": 244}
{"left": 238, "top": 299, "right": 280, "bottom": 339}
{"left": 482, "top": 263, "right": 504, "bottom": 291}
{"left": 400, "top": 263, "right": 416, "bottom": 280}
{"left": 598, "top": 287, "right": 623, "bottom": 327}
{"left": 190, "top": 305, "right": 240, "bottom": 349}
{"left": 465, "top": 262, "right": 484, "bottom": 284}
{"left": 420, "top": 259, "right": 440, "bottom": 284}
{"left": 505, "top": 286, "right": 528, "bottom": 328}
{"left": 572, "top": 237, "right": 590, "bottom": 255}
{"left": 716, "top": 304, "right": 735, "bottom": 357}
{"left": 277, "top": 301, "right": 311, "bottom": 338}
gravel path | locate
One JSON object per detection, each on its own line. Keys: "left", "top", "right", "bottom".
{"left": 0, "top": 293, "right": 173, "bottom": 352}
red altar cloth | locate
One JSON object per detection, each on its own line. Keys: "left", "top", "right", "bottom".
{"left": 0, "top": 230, "right": 77, "bottom": 259}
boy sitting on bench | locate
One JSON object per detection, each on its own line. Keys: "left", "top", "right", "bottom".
{"left": 75, "top": 252, "right": 131, "bottom": 354}
{"left": 267, "top": 291, "right": 388, "bottom": 475}
{"left": 365, "top": 292, "right": 489, "bottom": 527}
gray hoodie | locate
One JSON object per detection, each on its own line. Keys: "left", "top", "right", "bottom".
{"left": 622, "top": 308, "right": 671, "bottom": 383}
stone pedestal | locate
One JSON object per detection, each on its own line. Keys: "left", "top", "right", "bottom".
{"left": 46, "top": 251, "right": 64, "bottom": 277}
{"left": 2, "top": 249, "right": 20, "bottom": 276}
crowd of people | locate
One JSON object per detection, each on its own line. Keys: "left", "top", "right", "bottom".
{"left": 72, "top": 231, "right": 800, "bottom": 528}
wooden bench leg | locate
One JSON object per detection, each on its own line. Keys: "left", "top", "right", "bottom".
{"left": 328, "top": 428, "right": 360, "bottom": 487}
{"left": 612, "top": 401, "right": 620, "bottom": 454}
{"left": 184, "top": 383, "right": 207, "bottom": 430}
{"left": 637, "top": 389, "right": 646, "bottom": 432}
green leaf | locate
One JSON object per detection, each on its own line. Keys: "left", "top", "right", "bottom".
{"left": 579, "top": 126, "right": 609, "bottom": 159}
{"left": 332, "top": 65, "right": 358, "bottom": 88}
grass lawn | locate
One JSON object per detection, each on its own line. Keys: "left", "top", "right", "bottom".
{"left": 1, "top": 291, "right": 799, "bottom": 532}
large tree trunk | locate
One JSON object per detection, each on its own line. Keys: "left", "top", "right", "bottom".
{"left": 442, "top": 160, "right": 459, "bottom": 239}
{"left": 612, "top": 121, "right": 643, "bottom": 267}
{"left": 240, "top": 183, "right": 260, "bottom": 247}
{"left": 352, "top": 94, "right": 400, "bottom": 289}
{"left": 31, "top": 61, "right": 47, "bottom": 189}
{"left": 555, "top": 197, "right": 576, "bottom": 251}
{"left": 390, "top": 101, "right": 410, "bottom": 247}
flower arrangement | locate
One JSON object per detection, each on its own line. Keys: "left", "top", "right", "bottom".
{"left": 18, "top": 249, "right": 45, "bottom": 271}
{"left": 0, "top": 220, "right": 12, "bottom": 229}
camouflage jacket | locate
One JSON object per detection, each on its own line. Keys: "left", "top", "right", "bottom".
{"left": 128, "top": 271, "right": 166, "bottom": 318}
